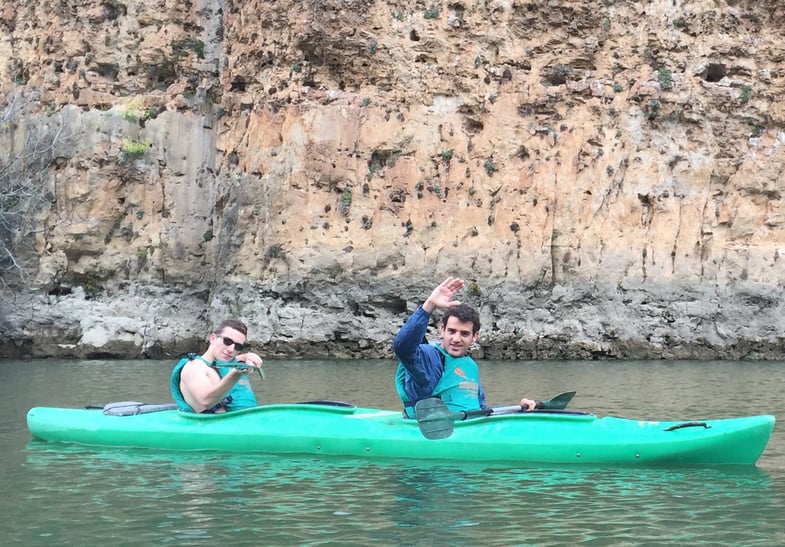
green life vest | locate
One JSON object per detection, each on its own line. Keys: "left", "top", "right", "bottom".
{"left": 396, "top": 346, "right": 481, "bottom": 418}
{"left": 170, "top": 355, "right": 258, "bottom": 413}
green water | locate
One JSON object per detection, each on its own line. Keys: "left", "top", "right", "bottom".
{"left": 2, "top": 359, "right": 784, "bottom": 545}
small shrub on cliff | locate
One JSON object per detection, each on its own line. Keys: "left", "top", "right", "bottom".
{"left": 137, "top": 248, "right": 148, "bottom": 269}
{"left": 424, "top": 6, "right": 440, "bottom": 19}
{"left": 404, "top": 220, "right": 414, "bottom": 237}
{"left": 647, "top": 99, "right": 662, "bottom": 120}
{"left": 658, "top": 68, "right": 673, "bottom": 90}
{"left": 340, "top": 188, "right": 352, "bottom": 216}
{"left": 122, "top": 97, "right": 155, "bottom": 123}
{"left": 741, "top": 84, "right": 752, "bottom": 103}
{"left": 120, "top": 138, "right": 151, "bottom": 160}
{"left": 171, "top": 38, "right": 205, "bottom": 60}
{"left": 484, "top": 158, "right": 498, "bottom": 176}
{"left": 467, "top": 281, "right": 481, "bottom": 296}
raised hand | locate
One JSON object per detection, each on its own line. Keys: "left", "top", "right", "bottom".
{"left": 423, "top": 276, "right": 465, "bottom": 312}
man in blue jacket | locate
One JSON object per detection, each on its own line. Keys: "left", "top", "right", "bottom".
{"left": 394, "top": 277, "right": 535, "bottom": 418}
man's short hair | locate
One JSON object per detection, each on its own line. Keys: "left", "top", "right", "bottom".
{"left": 441, "top": 304, "right": 480, "bottom": 333}
{"left": 214, "top": 319, "right": 248, "bottom": 337}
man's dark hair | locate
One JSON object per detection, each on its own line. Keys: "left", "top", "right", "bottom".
{"left": 441, "top": 304, "right": 480, "bottom": 333}
{"left": 214, "top": 319, "right": 248, "bottom": 337}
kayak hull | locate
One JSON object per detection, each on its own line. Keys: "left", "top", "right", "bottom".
{"left": 26, "top": 404, "right": 775, "bottom": 466}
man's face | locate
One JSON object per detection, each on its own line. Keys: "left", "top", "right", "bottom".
{"left": 210, "top": 327, "right": 247, "bottom": 361}
{"left": 439, "top": 316, "right": 479, "bottom": 357}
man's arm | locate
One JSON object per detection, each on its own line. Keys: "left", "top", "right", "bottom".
{"left": 478, "top": 384, "right": 488, "bottom": 409}
{"left": 179, "top": 361, "right": 245, "bottom": 413}
{"left": 393, "top": 306, "right": 432, "bottom": 385}
{"left": 395, "top": 277, "right": 465, "bottom": 364}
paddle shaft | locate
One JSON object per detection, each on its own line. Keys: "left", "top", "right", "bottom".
{"left": 456, "top": 403, "right": 534, "bottom": 421}
{"left": 453, "top": 391, "right": 576, "bottom": 420}
{"left": 415, "top": 393, "right": 576, "bottom": 440}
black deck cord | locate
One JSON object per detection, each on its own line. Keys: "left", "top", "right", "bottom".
{"left": 664, "top": 421, "right": 710, "bottom": 431}
{"left": 295, "top": 400, "right": 356, "bottom": 408}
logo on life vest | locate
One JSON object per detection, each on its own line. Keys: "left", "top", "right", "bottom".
{"left": 454, "top": 367, "right": 467, "bottom": 379}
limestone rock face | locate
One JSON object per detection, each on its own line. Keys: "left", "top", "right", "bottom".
{"left": 2, "top": 0, "right": 785, "bottom": 360}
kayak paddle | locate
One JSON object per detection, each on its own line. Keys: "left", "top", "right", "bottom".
{"left": 415, "top": 391, "right": 577, "bottom": 440}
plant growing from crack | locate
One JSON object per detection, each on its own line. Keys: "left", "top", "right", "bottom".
{"left": 658, "top": 67, "right": 673, "bottom": 90}
{"left": 120, "top": 138, "right": 152, "bottom": 160}
{"left": 340, "top": 188, "right": 352, "bottom": 216}
{"left": 741, "top": 84, "right": 752, "bottom": 103}
{"left": 171, "top": 38, "right": 205, "bottom": 59}
{"left": 122, "top": 97, "right": 156, "bottom": 123}
{"left": 424, "top": 6, "right": 439, "bottom": 19}
{"left": 648, "top": 99, "right": 662, "bottom": 120}
{"left": 484, "top": 158, "right": 498, "bottom": 176}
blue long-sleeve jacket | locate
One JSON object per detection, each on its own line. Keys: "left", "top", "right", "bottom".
{"left": 393, "top": 306, "right": 487, "bottom": 409}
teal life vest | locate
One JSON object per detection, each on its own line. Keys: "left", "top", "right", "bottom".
{"left": 396, "top": 345, "right": 481, "bottom": 418}
{"left": 170, "top": 355, "right": 258, "bottom": 413}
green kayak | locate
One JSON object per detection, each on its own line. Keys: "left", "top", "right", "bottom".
{"left": 26, "top": 402, "right": 775, "bottom": 466}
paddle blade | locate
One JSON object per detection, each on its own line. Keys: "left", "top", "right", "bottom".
{"left": 414, "top": 398, "right": 456, "bottom": 440}
{"left": 536, "top": 391, "right": 576, "bottom": 410}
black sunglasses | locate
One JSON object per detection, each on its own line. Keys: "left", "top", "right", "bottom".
{"left": 218, "top": 335, "right": 247, "bottom": 352}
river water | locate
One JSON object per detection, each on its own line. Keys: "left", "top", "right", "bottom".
{"left": 2, "top": 359, "right": 784, "bottom": 545}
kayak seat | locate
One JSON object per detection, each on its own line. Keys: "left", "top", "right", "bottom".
{"left": 97, "top": 401, "right": 179, "bottom": 416}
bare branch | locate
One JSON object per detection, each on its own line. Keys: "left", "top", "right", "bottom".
{"left": 0, "top": 89, "right": 75, "bottom": 288}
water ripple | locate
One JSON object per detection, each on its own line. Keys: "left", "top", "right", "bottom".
{"left": 8, "top": 446, "right": 782, "bottom": 546}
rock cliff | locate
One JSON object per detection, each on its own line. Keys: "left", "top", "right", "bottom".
{"left": 2, "top": 0, "right": 785, "bottom": 360}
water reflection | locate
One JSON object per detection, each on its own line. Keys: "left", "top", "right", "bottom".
{"left": 17, "top": 444, "right": 783, "bottom": 546}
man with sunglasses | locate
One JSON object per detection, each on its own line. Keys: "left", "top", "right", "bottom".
{"left": 171, "top": 319, "right": 264, "bottom": 413}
